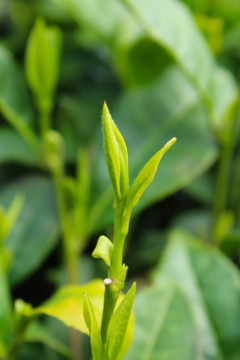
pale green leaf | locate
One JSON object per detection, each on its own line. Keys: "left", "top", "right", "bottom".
{"left": 36, "top": 279, "right": 104, "bottom": 335}
{"left": 107, "top": 282, "right": 136, "bottom": 360}
{"left": 126, "top": 138, "right": 176, "bottom": 211}
{"left": 125, "top": 279, "right": 197, "bottom": 360}
{"left": 152, "top": 230, "right": 240, "bottom": 360}
{"left": 83, "top": 293, "right": 103, "bottom": 360}
{"left": 112, "top": 120, "right": 129, "bottom": 198}
{"left": 92, "top": 235, "right": 113, "bottom": 267}
{"left": 35, "top": 278, "right": 134, "bottom": 352}
{"left": 102, "top": 102, "right": 129, "bottom": 200}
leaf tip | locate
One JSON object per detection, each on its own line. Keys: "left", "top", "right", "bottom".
{"left": 102, "top": 101, "right": 110, "bottom": 119}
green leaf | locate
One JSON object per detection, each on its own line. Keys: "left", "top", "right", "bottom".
{"left": 0, "top": 176, "right": 60, "bottom": 285}
{"left": 126, "top": 138, "right": 176, "bottom": 211}
{"left": 36, "top": 279, "right": 104, "bottom": 335}
{"left": 0, "top": 45, "right": 34, "bottom": 126}
{"left": 120, "top": 0, "right": 238, "bottom": 127}
{"left": 0, "top": 257, "right": 12, "bottom": 351}
{"left": 102, "top": 101, "right": 129, "bottom": 201}
{"left": 0, "top": 45, "right": 38, "bottom": 152}
{"left": 83, "top": 293, "right": 103, "bottom": 360}
{"left": 106, "top": 282, "right": 136, "bottom": 360}
{"left": 152, "top": 230, "right": 240, "bottom": 360}
{"left": 0, "top": 128, "right": 36, "bottom": 166}
{"left": 24, "top": 321, "right": 71, "bottom": 359}
{"left": 92, "top": 235, "right": 113, "bottom": 267}
{"left": 125, "top": 280, "right": 197, "bottom": 360}
{"left": 52, "top": 0, "right": 127, "bottom": 47}
{"left": 0, "top": 194, "right": 23, "bottom": 246}
{"left": 25, "top": 18, "right": 62, "bottom": 111}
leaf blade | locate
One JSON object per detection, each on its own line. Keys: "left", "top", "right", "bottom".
{"left": 92, "top": 235, "right": 113, "bottom": 267}
{"left": 126, "top": 137, "right": 176, "bottom": 210}
{"left": 106, "top": 282, "right": 136, "bottom": 360}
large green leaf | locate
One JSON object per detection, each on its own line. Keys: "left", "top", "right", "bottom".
{"left": 125, "top": 280, "right": 197, "bottom": 360}
{"left": 0, "top": 176, "right": 59, "bottom": 285}
{"left": 52, "top": 0, "right": 127, "bottom": 47}
{"left": 153, "top": 230, "right": 240, "bottom": 360}
{"left": 0, "top": 258, "right": 12, "bottom": 356}
{"left": 119, "top": 0, "right": 238, "bottom": 128}
{"left": 90, "top": 66, "right": 218, "bottom": 232}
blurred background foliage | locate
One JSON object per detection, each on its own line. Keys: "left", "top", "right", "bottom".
{"left": 0, "top": 0, "right": 240, "bottom": 359}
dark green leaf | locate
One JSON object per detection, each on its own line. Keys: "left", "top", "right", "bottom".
{"left": 125, "top": 280, "right": 197, "bottom": 360}
{"left": 24, "top": 321, "right": 71, "bottom": 359}
{"left": 153, "top": 230, "right": 240, "bottom": 360}
{"left": 0, "top": 128, "right": 36, "bottom": 165}
{"left": 0, "top": 45, "right": 34, "bottom": 126}
{"left": 0, "top": 176, "right": 59, "bottom": 285}
{"left": 120, "top": 0, "right": 238, "bottom": 127}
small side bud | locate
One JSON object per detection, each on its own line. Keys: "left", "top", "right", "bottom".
{"left": 104, "top": 278, "right": 113, "bottom": 285}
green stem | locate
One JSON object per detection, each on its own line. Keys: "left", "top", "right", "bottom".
{"left": 213, "top": 140, "right": 233, "bottom": 224}
{"left": 53, "top": 170, "right": 82, "bottom": 360}
{"left": 212, "top": 106, "right": 239, "bottom": 242}
{"left": 100, "top": 203, "right": 130, "bottom": 347}
{"left": 53, "top": 170, "right": 79, "bottom": 284}
{"left": 110, "top": 203, "right": 129, "bottom": 278}
{"left": 39, "top": 107, "right": 51, "bottom": 139}
{"left": 111, "top": 232, "right": 126, "bottom": 278}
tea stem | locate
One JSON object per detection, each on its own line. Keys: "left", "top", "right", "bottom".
{"left": 212, "top": 105, "right": 239, "bottom": 242}
{"left": 39, "top": 108, "right": 51, "bottom": 139}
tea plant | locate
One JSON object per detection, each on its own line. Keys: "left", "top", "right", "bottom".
{"left": 1, "top": 0, "right": 240, "bottom": 359}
